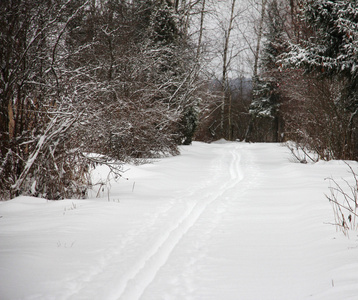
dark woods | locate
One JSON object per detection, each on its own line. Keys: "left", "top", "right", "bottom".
{"left": 1, "top": 0, "right": 358, "bottom": 200}
{"left": 249, "top": 0, "right": 358, "bottom": 160}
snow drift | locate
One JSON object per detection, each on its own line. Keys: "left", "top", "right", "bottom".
{"left": 1, "top": 142, "right": 358, "bottom": 300}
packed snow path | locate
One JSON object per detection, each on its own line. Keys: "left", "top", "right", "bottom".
{"left": 1, "top": 142, "right": 358, "bottom": 300}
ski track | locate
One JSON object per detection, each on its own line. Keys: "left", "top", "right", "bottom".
{"left": 3, "top": 143, "right": 358, "bottom": 300}
{"left": 60, "top": 143, "right": 259, "bottom": 300}
{"left": 114, "top": 144, "right": 256, "bottom": 300}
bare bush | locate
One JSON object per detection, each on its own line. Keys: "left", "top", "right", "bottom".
{"left": 195, "top": 78, "right": 252, "bottom": 142}
{"left": 0, "top": 0, "right": 201, "bottom": 200}
{"left": 280, "top": 71, "right": 352, "bottom": 161}
{"left": 285, "top": 141, "right": 319, "bottom": 164}
{"left": 326, "top": 162, "right": 358, "bottom": 236}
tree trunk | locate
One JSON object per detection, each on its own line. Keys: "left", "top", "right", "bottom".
{"left": 221, "top": 0, "right": 236, "bottom": 140}
{"left": 196, "top": 0, "right": 206, "bottom": 60}
{"left": 253, "top": 0, "right": 267, "bottom": 80}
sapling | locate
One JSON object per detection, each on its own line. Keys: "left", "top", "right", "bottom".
{"left": 326, "top": 162, "right": 358, "bottom": 235}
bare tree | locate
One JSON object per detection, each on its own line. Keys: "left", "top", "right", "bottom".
{"left": 0, "top": 0, "right": 94, "bottom": 199}
{"left": 1, "top": 0, "right": 201, "bottom": 200}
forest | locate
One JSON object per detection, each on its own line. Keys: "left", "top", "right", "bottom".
{"left": 1, "top": 0, "right": 358, "bottom": 200}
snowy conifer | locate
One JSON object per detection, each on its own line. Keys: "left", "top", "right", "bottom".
{"left": 280, "top": 0, "right": 358, "bottom": 159}
{"left": 248, "top": 0, "right": 286, "bottom": 141}
{"left": 251, "top": 0, "right": 287, "bottom": 117}
{"left": 282, "top": 0, "right": 358, "bottom": 107}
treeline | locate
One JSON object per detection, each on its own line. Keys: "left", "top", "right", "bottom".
{"left": 248, "top": 0, "right": 358, "bottom": 161}
{"left": 1, "top": 0, "right": 358, "bottom": 200}
{"left": 0, "top": 0, "right": 201, "bottom": 199}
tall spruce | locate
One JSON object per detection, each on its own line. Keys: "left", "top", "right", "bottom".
{"left": 250, "top": 0, "right": 283, "bottom": 119}
{"left": 282, "top": 0, "right": 358, "bottom": 158}
{"left": 248, "top": 0, "right": 286, "bottom": 142}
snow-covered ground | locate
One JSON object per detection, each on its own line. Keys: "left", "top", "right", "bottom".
{"left": 1, "top": 141, "right": 358, "bottom": 300}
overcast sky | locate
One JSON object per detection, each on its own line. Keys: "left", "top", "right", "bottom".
{"left": 188, "top": 0, "right": 261, "bottom": 79}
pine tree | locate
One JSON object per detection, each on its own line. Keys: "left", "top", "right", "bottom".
{"left": 283, "top": 0, "right": 358, "bottom": 107}
{"left": 282, "top": 0, "right": 358, "bottom": 158}
{"left": 248, "top": 0, "right": 286, "bottom": 141}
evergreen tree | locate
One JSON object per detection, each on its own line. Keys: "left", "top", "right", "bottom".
{"left": 284, "top": 0, "right": 358, "bottom": 106}
{"left": 248, "top": 0, "right": 285, "bottom": 141}
{"left": 250, "top": 79, "right": 279, "bottom": 119}
{"left": 282, "top": 0, "right": 358, "bottom": 158}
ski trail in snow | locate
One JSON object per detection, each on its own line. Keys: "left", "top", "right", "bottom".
{"left": 136, "top": 144, "right": 261, "bottom": 300}
{"left": 113, "top": 145, "right": 244, "bottom": 300}
{"left": 3, "top": 143, "right": 358, "bottom": 300}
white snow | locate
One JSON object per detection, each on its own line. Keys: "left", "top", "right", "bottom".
{"left": 1, "top": 141, "right": 358, "bottom": 300}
